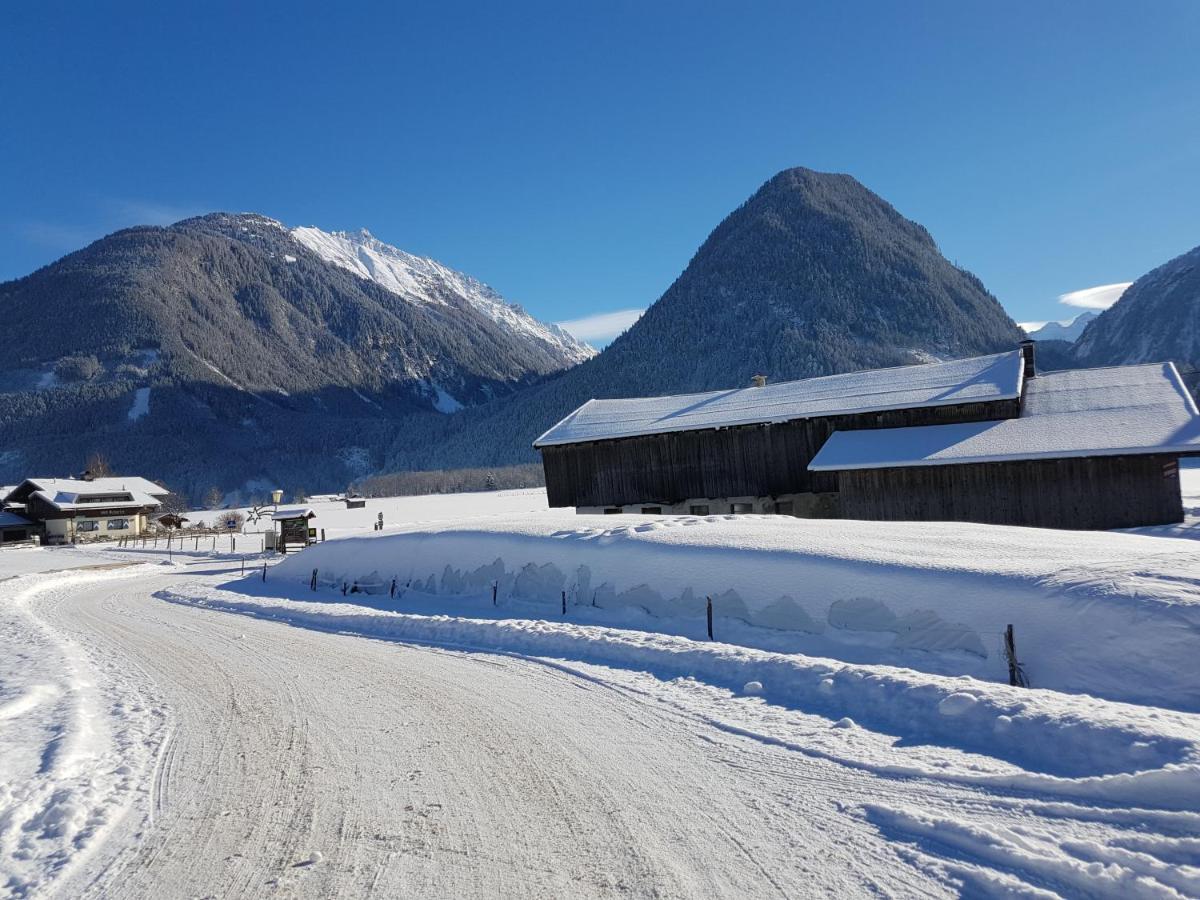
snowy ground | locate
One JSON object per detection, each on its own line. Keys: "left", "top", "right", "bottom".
{"left": 0, "top": 470, "right": 1197, "bottom": 897}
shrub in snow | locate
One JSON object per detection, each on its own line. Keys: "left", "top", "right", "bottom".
{"left": 743, "top": 681, "right": 763, "bottom": 695}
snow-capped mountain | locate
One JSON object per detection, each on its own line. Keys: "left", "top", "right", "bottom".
{"left": 292, "top": 226, "right": 594, "bottom": 366}
{"left": 1021, "top": 312, "right": 1097, "bottom": 343}
{"left": 0, "top": 211, "right": 595, "bottom": 499}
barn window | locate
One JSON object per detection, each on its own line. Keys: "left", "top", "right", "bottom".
{"left": 107, "top": 519, "right": 130, "bottom": 530}
{"left": 603, "top": 508, "right": 621, "bottom": 515}
{"left": 730, "top": 502, "right": 753, "bottom": 514}
{"left": 77, "top": 520, "right": 99, "bottom": 532}
{"left": 773, "top": 501, "right": 794, "bottom": 515}
{"left": 689, "top": 504, "right": 710, "bottom": 515}
{"left": 641, "top": 506, "right": 662, "bottom": 515}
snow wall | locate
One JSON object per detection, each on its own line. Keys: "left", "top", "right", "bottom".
{"left": 270, "top": 513, "right": 1200, "bottom": 711}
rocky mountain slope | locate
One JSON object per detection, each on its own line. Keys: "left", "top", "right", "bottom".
{"left": 0, "top": 213, "right": 589, "bottom": 498}
{"left": 291, "top": 226, "right": 591, "bottom": 367}
{"left": 381, "top": 167, "right": 1026, "bottom": 471}
{"left": 1073, "top": 244, "right": 1200, "bottom": 370}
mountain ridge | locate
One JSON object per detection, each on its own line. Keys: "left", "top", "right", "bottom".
{"left": 375, "top": 166, "right": 1026, "bottom": 472}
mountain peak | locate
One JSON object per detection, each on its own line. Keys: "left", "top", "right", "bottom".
{"left": 290, "top": 224, "right": 594, "bottom": 365}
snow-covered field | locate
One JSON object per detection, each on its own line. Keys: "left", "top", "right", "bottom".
{"left": 1, "top": 470, "right": 1198, "bottom": 897}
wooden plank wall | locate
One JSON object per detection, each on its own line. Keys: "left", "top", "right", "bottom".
{"left": 540, "top": 398, "right": 1019, "bottom": 508}
{"left": 837, "top": 454, "right": 1183, "bottom": 530}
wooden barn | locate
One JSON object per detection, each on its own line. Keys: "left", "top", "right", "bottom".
{"left": 535, "top": 344, "right": 1200, "bottom": 530}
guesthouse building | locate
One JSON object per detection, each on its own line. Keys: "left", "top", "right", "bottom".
{"left": 535, "top": 344, "right": 1200, "bottom": 530}
{"left": 3, "top": 476, "right": 169, "bottom": 544}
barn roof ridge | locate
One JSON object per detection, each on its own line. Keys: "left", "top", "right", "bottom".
{"left": 534, "top": 350, "right": 1024, "bottom": 447}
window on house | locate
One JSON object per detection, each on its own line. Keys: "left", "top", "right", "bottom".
{"left": 730, "top": 502, "right": 753, "bottom": 514}
{"left": 107, "top": 519, "right": 130, "bottom": 530}
{"left": 603, "top": 508, "right": 622, "bottom": 515}
{"left": 640, "top": 507, "right": 662, "bottom": 515}
{"left": 773, "top": 501, "right": 794, "bottom": 515}
{"left": 77, "top": 520, "right": 99, "bottom": 532}
{"left": 689, "top": 504, "right": 710, "bottom": 516}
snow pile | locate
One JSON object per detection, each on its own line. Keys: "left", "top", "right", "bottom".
{"left": 160, "top": 582, "right": 1200, "bottom": 813}
{"left": 265, "top": 511, "right": 1200, "bottom": 710}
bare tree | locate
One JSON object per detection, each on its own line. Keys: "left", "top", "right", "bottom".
{"left": 203, "top": 486, "right": 224, "bottom": 510}
{"left": 84, "top": 451, "right": 113, "bottom": 478}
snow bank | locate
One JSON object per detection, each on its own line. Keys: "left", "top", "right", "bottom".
{"left": 159, "top": 583, "right": 1200, "bottom": 813}
{"left": 0, "top": 565, "right": 167, "bottom": 897}
{"left": 265, "top": 512, "right": 1200, "bottom": 711}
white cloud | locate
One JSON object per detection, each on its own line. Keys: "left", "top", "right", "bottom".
{"left": 1058, "top": 282, "right": 1132, "bottom": 310}
{"left": 557, "top": 308, "right": 645, "bottom": 344}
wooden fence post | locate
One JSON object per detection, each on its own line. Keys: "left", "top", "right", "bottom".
{"left": 1004, "top": 624, "right": 1028, "bottom": 687}
{"left": 241, "top": 556, "right": 245, "bottom": 576}
{"left": 261, "top": 562, "right": 267, "bottom": 582}
{"left": 706, "top": 596, "right": 714, "bottom": 641}
{"left": 390, "top": 577, "right": 397, "bottom": 598}
{"left": 492, "top": 582, "right": 497, "bottom": 606}
{"left": 561, "top": 590, "right": 567, "bottom": 616}
{"left": 311, "top": 568, "right": 318, "bottom": 591}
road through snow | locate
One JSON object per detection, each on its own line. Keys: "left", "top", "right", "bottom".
{"left": 8, "top": 562, "right": 1199, "bottom": 898}
{"left": 38, "top": 564, "right": 936, "bottom": 898}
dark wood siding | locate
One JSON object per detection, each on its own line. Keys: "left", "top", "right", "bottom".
{"left": 540, "top": 398, "right": 1019, "bottom": 508}
{"left": 836, "top": 454, "right": 1183, "bottom": 530}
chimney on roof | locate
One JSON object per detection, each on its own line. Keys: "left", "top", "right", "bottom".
{"left": 1019, "top": 340, "right": 1036, "bottom": 380}
{"left": 751, "top": 374, "right": 768, "bottom": 388}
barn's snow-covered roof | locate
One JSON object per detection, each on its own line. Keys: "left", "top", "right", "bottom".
{"left": 534, "top": 350, "right": 1023, "bottom": 447}
{"left": 272, "top": 507, "right": 316, "bottom": 520}
{"left": 809, "top": 362, "right": 1200, "bottom": 471}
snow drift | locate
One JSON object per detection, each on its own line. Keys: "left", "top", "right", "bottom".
{"left": 267, "top": 512, "right": 1200, "bottom": 711}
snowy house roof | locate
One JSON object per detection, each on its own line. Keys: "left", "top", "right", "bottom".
{"left": 534, "top": 351, "right": 1023, "bottom": 447}
{"left": 3, "top": 476, "right": 169, "bottom": 504}
{"left": 271, "top": 507, "right": 316, "bottom": 520}
{"left": 29, "top": 488, "right": 164, "bottom": 512}
{"left": 0, "top": 510, "right": 33, "bottom": 528}
{"left": 809, "top": 362, "right": 1200, "bottom": 471}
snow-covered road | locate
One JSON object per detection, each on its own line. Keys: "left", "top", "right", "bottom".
{"left": 6, "top": 561, "right": 1200, "bottom": 898}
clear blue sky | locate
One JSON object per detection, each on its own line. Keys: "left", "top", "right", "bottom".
{"left": 3, "top": 1, "right": 1197, "bottom": 339}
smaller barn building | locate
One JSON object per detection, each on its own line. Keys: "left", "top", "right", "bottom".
{"left": 3, "top": 476, "right": 169, "bottom": 544}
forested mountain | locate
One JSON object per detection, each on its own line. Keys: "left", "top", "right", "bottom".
{"left": 379, "top": 167, "right": 1025, "bottom": 471}
{"left": 0, "top": 168, "right": 1037, "bottom": 498}
{"left": 1073, "top": 244, "right": 1200, "bottom": 370}
{"left": 0, "top": 213, "right": 587, "bottom": 500}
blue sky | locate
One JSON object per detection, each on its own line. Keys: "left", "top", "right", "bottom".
{"left": 3, "top": 2, "right": 1197, "bottom": 344}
